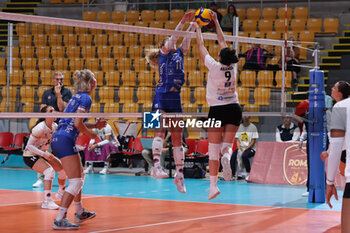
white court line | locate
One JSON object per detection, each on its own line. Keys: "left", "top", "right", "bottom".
{"left": 0, "top": 195, "right": 98, "bottom": 207}
{"left": 90, "top": 206, "right": 281, "bottom": 233}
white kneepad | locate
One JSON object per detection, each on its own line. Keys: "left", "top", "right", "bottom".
{"left": 58, "top": 169, "right": 67, "bottom": 180}
{"left": 43, "top": 167, "right": 55, "bottom": 181}
{"left": 152, "top": 137, "right": 163, "bottom": 155}
{"left": 65, "top": 178, "right": 84, "bottom": 196}
{"left": 209, "top": 143, "right": 221, "bottom": 161}
{"left": 221, "top": 143, "right": 233, "bottom": 156}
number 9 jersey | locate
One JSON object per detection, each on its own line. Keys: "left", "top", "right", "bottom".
{"left": 205, "top": 54, "right": 239, "bottom": 107}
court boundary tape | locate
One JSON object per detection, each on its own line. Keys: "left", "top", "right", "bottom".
{"left": 89, "top": 206, "right": 281, "bottom": 233}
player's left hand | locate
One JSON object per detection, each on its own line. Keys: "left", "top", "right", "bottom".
{"left": 326, "top": 184, "right": 338, "bottom": 208}
{"left": 209, "top": 10, "right": 217, "bottom": 21}
{"left": 95, "top": 119, "right": 107, "bottom": 129}
{"left": 320, "top": 151, "right": 329, "bottom": 162}
{"left": 191, "top": 22, "right": 200, "bottom": 30}
{"left": 182, "top": 11, "right": 195, "bottom": 24}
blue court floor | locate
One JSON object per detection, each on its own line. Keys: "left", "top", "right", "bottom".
{"left": 0, "top": 167, "right": 342, "bottom": 211}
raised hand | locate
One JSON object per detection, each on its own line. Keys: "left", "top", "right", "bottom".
{"left": 209, "top": 10, "right": 218, "bottom": 22}
{"left": 181, "top": 11, "right": 195, "bottom": 24}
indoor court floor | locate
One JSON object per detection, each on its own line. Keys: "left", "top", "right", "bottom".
{"left": 0, "top": 168, "right": 342, "bottom": 233}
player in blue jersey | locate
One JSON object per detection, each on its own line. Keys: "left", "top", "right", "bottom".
{"left": 51, "top": 69, "right": 107, "bottom": 230}
{"left": 145, "top": 11, "right": 195, "bottom": 193}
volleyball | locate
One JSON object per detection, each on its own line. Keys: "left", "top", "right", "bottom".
{"left": 194, "top": 8, "right": 212, "bottom": 26}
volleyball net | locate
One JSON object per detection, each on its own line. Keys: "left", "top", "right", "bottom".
{"left": 0, "top": 11, "right": 319, "bottom": 137}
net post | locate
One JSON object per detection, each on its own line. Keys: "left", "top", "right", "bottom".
{"left": 6, "top": 22, "right": 13, "bottom": 112}
{"left": 281, "top": 41, "right": 286, "bottom": 114}
{"left": 314, "top": 42, "right": 320, "bottom": 70}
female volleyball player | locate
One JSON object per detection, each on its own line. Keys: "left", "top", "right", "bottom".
{"left": 193, "top": 11, "right": 241, "bottom": 200}
{"left": 23, "top": 105, "right": 66, "bottom": 209}
{"left": 326, "top": 80, "right": 350, "bottom": 232}
{"left": 145, "top": 11, "right": 195, "bottom": 194}
{"left": 51, "top": 69, "right": 106, "bottom": 230}
{"left": 321, "top": 81, "right": 350, "bottom": 173}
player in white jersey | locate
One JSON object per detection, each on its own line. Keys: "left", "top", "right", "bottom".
{"left": 326, "top": 81, "right": 350, "bottom": 232}
{"left": 23, "top": 106, "right": 67, "bottom": 209}
{"left": 193, "top": 11, "right": 241, "bottom": 200}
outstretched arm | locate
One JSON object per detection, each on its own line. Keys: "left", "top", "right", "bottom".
{"left": 210, "top": 10, "right": 227, "bottom": 49}
{"left": 180, "top": 23, "right": 196, "bottom": 55}
{"left": 163, "top": 11, "right": 195, "bottom": 52}
{"left": 192, "top": 22, "right": 209, "bottom": 62}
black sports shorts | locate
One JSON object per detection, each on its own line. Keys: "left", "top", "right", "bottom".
{"left": 208, "top": 103, "right": 242, "bottom": 126}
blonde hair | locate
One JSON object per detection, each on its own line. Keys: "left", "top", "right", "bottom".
{"left": 73, "top": 69, "right": 95, "bottom": 93}
{"left": 145, "top": 48, "right": 160, "bottom": 69}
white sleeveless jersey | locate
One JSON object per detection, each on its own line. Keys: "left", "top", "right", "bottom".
{"left": 92, "top": 124, "right": 119, "bottom": 146}
{"left": 23, "top": 121, "right": 57, "bottom": 157}
{"left": 205, "top": 54, "right": 239, "bottom": 106}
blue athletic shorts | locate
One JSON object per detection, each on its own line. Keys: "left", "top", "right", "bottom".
{"left": 51, "top": 133, "right": 79, "bottom": 159}
{"left": 152, "top": 92, "right": 183, "bottom": 113}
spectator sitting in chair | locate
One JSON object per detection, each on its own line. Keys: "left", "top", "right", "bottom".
{"left": 220, "top": 4, "right": 238, "bottom": 32}
{"left": 230, "top": 115, "right": 259, "bottom": 181}
{"left": 276, "top": 116, "right": 300, "bottom": 142}
{"left": 278, "top": 36, "right": 301, "bottom": 85}
{"left": 84, "top": 119, "right": 120, "bottom": 174}
{"left": 239, "top": 44, "right": 273, "bottom": 71}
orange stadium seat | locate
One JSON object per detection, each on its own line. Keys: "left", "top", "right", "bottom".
{"left": 246, "top": 8, "right": 261, "bottom": 20}
{"left": 79, "top": 34, "right": 93, "bottom": 46}
{"left": 187, "top": 71, "right": 204, "bottom": 87}
{"left": 105, "top": 71, "right": 120, "bottom": 86}
{"left": 18, "top": 34, "right": 32, "bottom": 47}
{"left": 40, "top": 70, "right": 53, "bottom": 86}
{"left": 50, "top": 46, "right": 65, "bottom": 59}
{"left": 94, "top": 71, "right": 104, "bottom": 86}
{"left": 45, "top": 24, "right": 59, "bottom": 34}
{"left": 138, "top": 71, "right": 154, "bottom": 87}
{"left": 193, "top": 87, "right": 206, "bottom": 104}
{"left": 294, "top": 6, "right": 308, "bottom": 20}
{"left": 81, "top": 46, "right": 95, "bottom": 58}
{"left": 257, "top": 70, "right": 274, "bottom": 87}
{"left": 65, "top": 46, "right": 80, "bottom": 58}
{"left": 217, "top": 8, "right": 227, "bottom": 17}
{"left": 170, "top": 9, "right": 184, "bottom": 21}
{"left": 7, "top": 46, "right": 19, "bottom": 58}
{"left": 307, "top": 18, "right": 322, "bottom": 33}
{"left": 94, "top": 34, "right": 108, "bottom": 46}
{"left": 274, "top": 19, "right": 288, "bottom": 32}
{"left": 236, "top": 8, "right": 246, "bottom": 20}
{"left": 100, "top": 58, "right": 115, "bottom": 71}
{"left": 121, "top": 71, "right": 137, "bottom": 86}
{"left": 277, "top": 7, "right": 292, "bottom": 19}
{"left": 275, "top": 70, "right": 292, "bottom": 88}
{"left": 149, "top": 21, "right": 163, "bottom": 29}
{"left": 117, "top": 58, "right": 131, "bottom": 70}
{"left": 103, "top": 103, "right": 119, "bottom": 113}
{"left": 118, "top": 87, "right": 134, "bottom": 103}
{"left": 31, "top": 23, "right": 44, "bottom": 35}
{"left": 97, "top": 11, "right": 111, "bottom": 23}
{"left": 236, "top": 87, "right": 250, "bottom": 105}
{"left": 99, "top": 87, "right": 115, "bottom": 103}
{"left": 244, "top": 104, "right": 260, "bottom": 122}
{"left": 112, "top": 10, "right": 125, "bottom": 24}
{"left": 96, "top": 46, "right": 111, "bottom": 58}
{"left": 291, "top": 19, "right": 306, "bottom": 32}
{"left": 254, "top": 87, "right": 270, "bottom": 105}
{"left": 108, "top": 33, "right": 123, "bottom": 46}
{"left": 33, "top": 34, "right": 47, "bottom": 47}
{"left": 10, "top": 70, "right": 23, "bottom": 86}
{"left": 250, "top": 31, "right": 263, "bottom": 38}
{"left": 141, "top": 10, "right": 154, "bottom": 22}
{"left": 60, "top": 25, "right": 74, "bottom": 34}
{"left": 48, "top": 34, "right": 63, "bottom": 47}
{"left": 63, "top": 34, "right": 78, "bottom": 46}
{"left": 240, "top": 70, "right": 256, "bottom": 87}
{"left": 74, "top": 27, "right": 89, "bottom": 35}
{"left": 265, "top": 31, "right": 281, "bottom": 40}
{"left": 36, "top": 86, "right": 50, "bottom": 102}
{"left": 113, "top": 45, "right": 127, "bottom": 58}
{"left": 323, "top": 18, "right": 339, "bottom": 33}
{"left": 20, "top": 46, "right": 35, "bottom": 58}
{"left": 16, "top": 23, "right": 29, "bottom": 36}
{"left": 23, "top": 70, "right": 39, "bottom": 86}
{"left": 69, "top": 58, "right": 84, "bottom": 71}
{"left": 83, "top": 11, "right": 96, "bottom": 21}
{"left": 126, "top": 10, "right": 139, "bottom": 23}
{"left": 164, "top": 21, "right": 177, "bottom": 30}
{"left": 37, "top": 58, "right": 52, "bottom": 70}
{"left": 262, "top": 7, "right": 276, "bottom": 19}
{"left": 133, "top": 58, "right": 148, "bottom": 71}
{"left": 85, "top": 58, "right": 99, "bottom": 71}
{"left": 35, "top": 46, "right": 50, "bottom": 58}
{"left": 259, "top": 19, "right": 273, "bottom": 32}
{"left": 155, "top": 10, "right": 168, "bottom": 21}
{"left": 136, "top": 87, "right": 152, "bottom": 103}
{"left": 242, "top": 20, "right": 257, "bottom": 32}
{"left": 22, "top": 58, "right": 36, "bottom": 70}
{"left": 19, "top": 86, "right": 35, "bottom": 102}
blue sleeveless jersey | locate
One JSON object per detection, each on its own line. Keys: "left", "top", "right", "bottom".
{"left": 54, "top": 92, "right": 92, "bottom": 141}
{"left": 156, "top": 47, "right": 185, "bottom": 93}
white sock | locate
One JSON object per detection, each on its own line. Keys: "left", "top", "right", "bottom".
{"left": 104, "top": 162, "right": 108, "bottom": 168}
{"left": 56, "top": 207, "right": 67, "bottom": 221}
{"left": 74, "top": 201, "right": 84, "bottom": 215}
{"left": 173, "top": 146, "right": 184, "bottom": 174}
{"left": 44, "top": 190, "right": 51, "bottom": 200}
{"left": 210, "top": 175, "right": 217, "bottom": 188}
